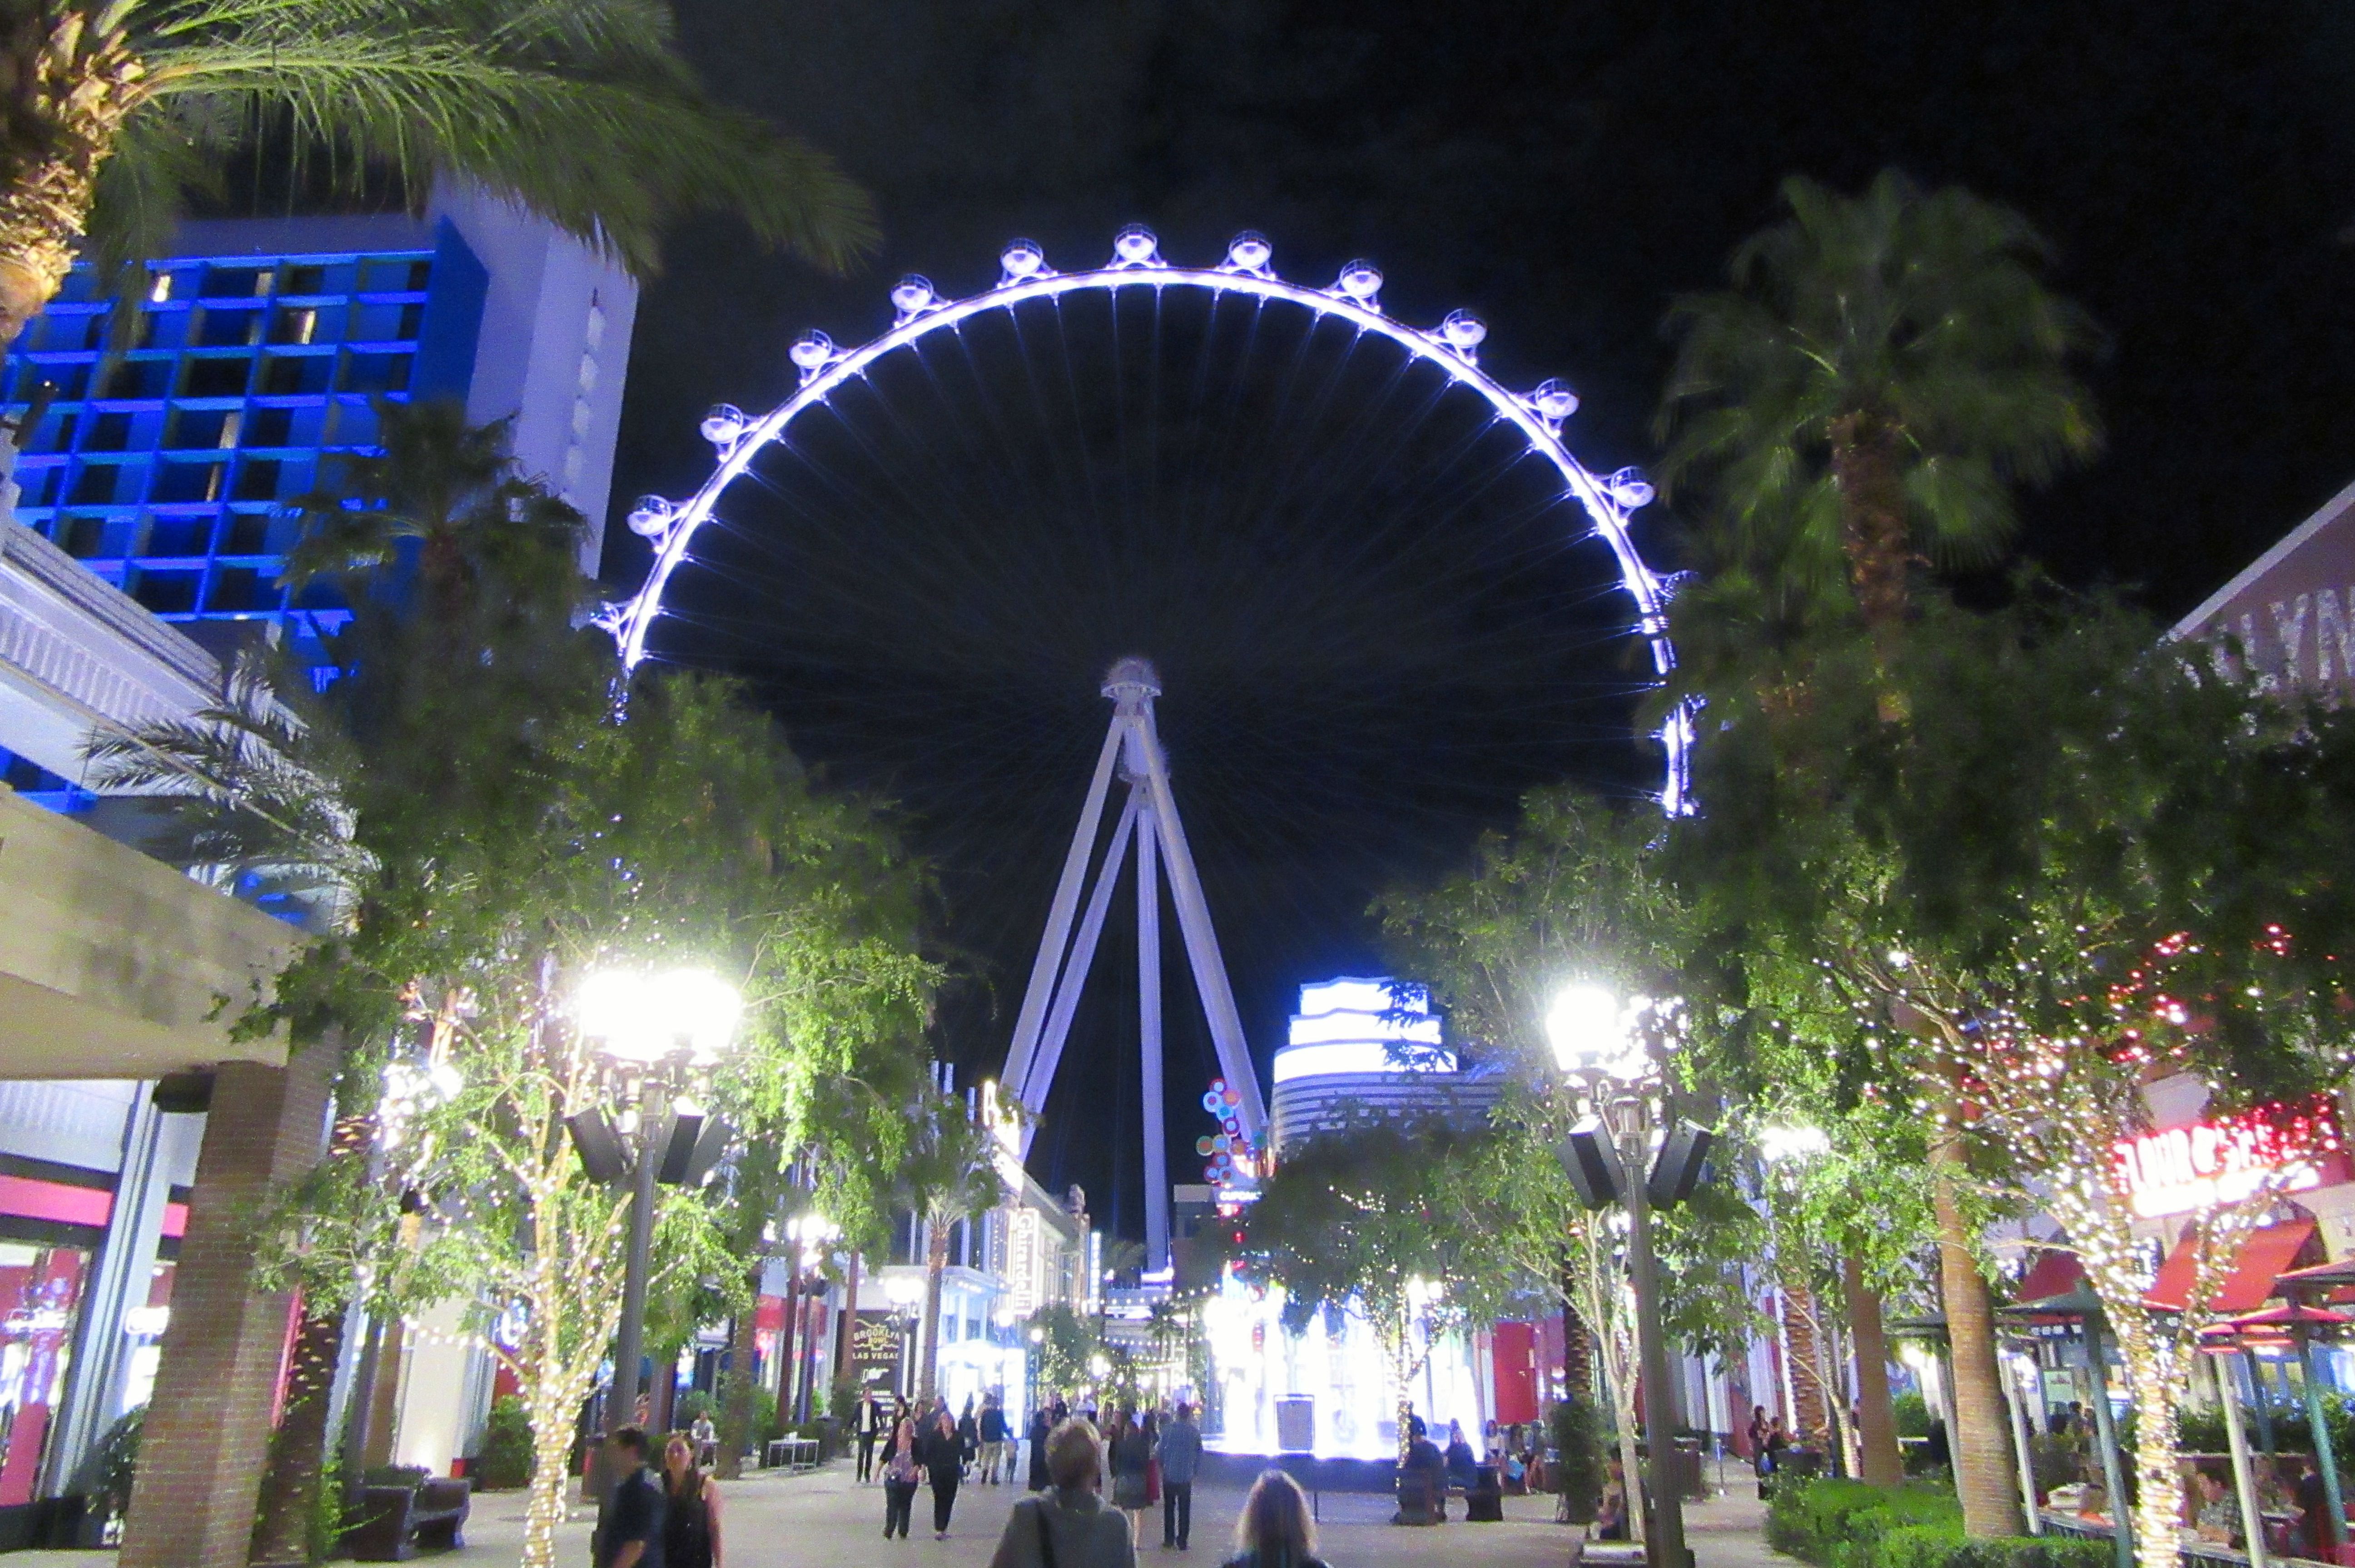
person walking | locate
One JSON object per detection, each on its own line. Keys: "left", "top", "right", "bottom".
{"left": 661, "top": 1433, "right": 724, "bottom": 1568}
{"left": 1028, "top": 1404, "right": 1055, "bottom": 1490}
{"left": 924, "top": 1405, "right": 965, "bottom": 1538}
{"left": 1224, "top": 1470, "right": 1328, "bottom": 1568}
{"left": 855, "top": 1389, "right": 887, "bottom": 1484}
{"left": 959, "top": 1397, "right": 982, "bottom": 1479}
{"left": 1158, "top": 1401, "right": 1203, "bottom": 1549}
{"left": 882, "top": 1414, "right": 922, "bottom": 1540}
{"left": 596, "top": 1428, "right": 667, "bottom": 1568}
{"left": 689, "top": 1411, "right": 718, "bottom": 1471}
{"left": 986, "top": 1418, "right": 1136, "bottom": 1568}
{"left": 980, "top": 1394, "right": 1012, "bottom": 1484}
{"left": 1108, "top": 1408, "right": 1152, "bottom": 1544}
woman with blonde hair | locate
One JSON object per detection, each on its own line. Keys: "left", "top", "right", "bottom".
{"left": 987, "top": 1419, "right": 1136, "bottom": 1568}
{"left": 1223, "top": 1470, "right": 1328, "bottom": 1568}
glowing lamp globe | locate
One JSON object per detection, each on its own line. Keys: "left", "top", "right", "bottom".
{"left": 578, "top": 968, "right": 743, "bottom": 1067}
{"left": 1544, "top": 982, "right": 1645, "bottom": 1082}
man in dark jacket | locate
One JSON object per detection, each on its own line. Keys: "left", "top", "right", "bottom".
{"left": 597, "top": 1427, "right": 666, "bottom": 1568}
{"left": 979, "top": 1395, "right": 1012, "bottom": 1483}
{"left": 1158, "top": 1402, "right": 1204, "bottom": 1548}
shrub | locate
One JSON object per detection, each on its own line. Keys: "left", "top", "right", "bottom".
{"left": 674, "top": 1389, "right": 716, "bottom": 1430}
{"left": 81, "top": 1406, "right": 143, "bottom": 1520}
{"left": 1893, "top": 1393, "right": 1933, "bottom": 1439}
{"left": 476, "top": 1395, "right": 534, "bottom": 1490}
{"left": 1768, "top": 1476, "right": 2108, "bottom": 1568}
{"left": 1551, "top": 1398, "right": 1607, "bottom": 1524}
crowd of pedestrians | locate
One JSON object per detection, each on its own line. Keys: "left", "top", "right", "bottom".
{"left": 588, "top": 1389, "right": 1347, "bottom": 1568}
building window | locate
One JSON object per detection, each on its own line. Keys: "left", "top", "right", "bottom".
{"left": 222, "top": 512, "right": 275, "bottom": 555}
{"left": 149, "top": 462, "right": 223, "bottom": 505}
{"left": 259, "top": 355, "right": 331, "bottom": 396}
{"left": 196, "top": 308, "right": 261, "bottom": 348}
{"left": 103, "top": 360, "right": 169, "bottom": 399}
{"left": 229, "top": 459, "right": 280, "bottom": 502}
{"left": 166, "top": 408, "right": 238, "bottom": 450}
{"left": 245, "top": 407, "right": 295, "bottom": 447}
{"left": 201, "top": 266, "right": 270, "bottom": 299}
{"left": 67, "top": 465, "right": 117, "bottom": 505}
{"left": 130, "top": 569, "right": 200, "bottom": 614}
{"left": 181, "top": 357, "right": 249, "bottom": 398}
{"left": 269, "top": 306, "right": 318, "bottom": 346}
{"left": 83, "top": 412, "right": 132, "bottom": 452}
{"left": 206, "top": 566, "right": 276, "bottom": 613}
{"left": 53, "top": 515, "right": 105, "bottom": 557}
{"left": 144, "top": 515, "right": 214, "bottom": 556}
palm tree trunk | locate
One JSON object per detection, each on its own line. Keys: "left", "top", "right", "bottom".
{"left": 919, "top": 1220, "right": 948, "bottom": 1400}
{"left": 1844, "top": 1253, "right": 1906, "bottom": 1487}
{"left": 1930, "top": 1130, "right": 2027, "bottom": 1536}
{"left": 715, "top": 1263, "right": 761, "bottom": 1479}
{"left": 248, "top": 1298, "right": 345, "bottom": 1565}
{"left": 0, "top": 12, "right": 143, "bottom": 350}
{"left": 1828, "top": 412, "right": 1913, "bottom": 647}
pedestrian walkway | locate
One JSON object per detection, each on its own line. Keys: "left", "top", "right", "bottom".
{"left": 0, "top": 1462, "right": 1796, "bottom": 1568}
{"left": 447, "top": 1461, "right": 1795, "bottom": 1568}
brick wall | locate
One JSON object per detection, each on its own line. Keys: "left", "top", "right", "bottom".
{"left": 120, "top": 1048, "right": 331, "bottom": 1568}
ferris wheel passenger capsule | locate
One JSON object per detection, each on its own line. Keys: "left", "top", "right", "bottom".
{"left": 1222, "top": 232, "right": 1274, "bottom": 276}
{"left": 999, "top": 239, "right": 1049, "bottom": 284}
{"left": 1440, "top": 310, "right": 1487, "bottom": 356}
{"left": 1335, "top": 261, "right": 1384, "bottom": 307}
{"left": 1606, "top": 467, "right": 1658, "bottom": 509}
{"left": 788, "top": 330, "right": 837, "bottom": 377}
{"left": 1530, "top": 378, "right": 1580, "bottom": 424}
{"left": 626, "top": 496, "right": 676, "bottom": 538}
{"left": 699, "top": 404, "right": 749, "bottom": 448}
{"left": 1112, "top": 225, "right": 1164, "bottom": 268}
{"left": 890, "top": 275, "right": 939, "bottom": 321}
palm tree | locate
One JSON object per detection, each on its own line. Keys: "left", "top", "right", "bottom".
{"left": 0, "top": 0, "right": 876, "bottom": 348}
{"left": 1656, "top": 170, "right": 2100, "bottom": 1535}
{"left": 895, "top": 1092, "right": 1000, "bottom": 1401}
{"left": 80, "top": 643, "right": 369, "bottom": 915}
{"left": 282, "top": 397, "right": 583, "bottom": 621}
{"left": 1656, "top": 169, "right": 2100, "bottom": 665}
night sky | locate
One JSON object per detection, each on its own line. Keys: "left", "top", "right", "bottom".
{"left": 603, "top": 0, "right": 2355, "bottom": 1238}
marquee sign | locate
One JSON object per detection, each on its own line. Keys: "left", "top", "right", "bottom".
{"left": 2112, "top": 1097, "right": 2340, "bottom": 1218}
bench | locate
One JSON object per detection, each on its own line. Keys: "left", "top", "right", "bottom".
{"left": 345, "top": 1477, "right": 472, "bottom": 1561}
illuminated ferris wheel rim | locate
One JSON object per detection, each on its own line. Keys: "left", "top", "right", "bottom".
{"left": 604, "top": 225, "right": 1690, "bottom": 812}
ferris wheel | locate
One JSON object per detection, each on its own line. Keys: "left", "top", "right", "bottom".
{"left": 597, "top": 224, "right": 1689, "bottom": 813}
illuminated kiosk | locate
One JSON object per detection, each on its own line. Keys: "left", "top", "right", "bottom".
{"left": 1205, "top": 978, "right": 1502, "bottom": 1460}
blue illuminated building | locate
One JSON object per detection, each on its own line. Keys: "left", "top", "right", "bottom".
{"left": 0, "top": 184, "right": 636, "bottom": 685}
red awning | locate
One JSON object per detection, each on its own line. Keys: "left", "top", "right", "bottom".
{"left": 2146, "top": 1219, "right": 2317, "bottom": 1314}
{"left": 2014, "top": 1249, "right": 2085, "bottom": 1304}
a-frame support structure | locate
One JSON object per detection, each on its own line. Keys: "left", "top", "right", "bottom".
{"left": 1000, "top": 658, "right": 1267, "bottom": 1274}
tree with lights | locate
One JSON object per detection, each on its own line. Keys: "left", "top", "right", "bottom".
{"left": 96, "top": 409, "right": 939, "bottom": 1568}
{"left": 1657, "top": 169, "right": 2102, "bottom": 1533}
{"left": 1681, "top": 585, "right": 2355, "bottom": 1567}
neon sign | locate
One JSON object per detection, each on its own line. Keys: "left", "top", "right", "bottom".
{"left": 2112, "top": 1098, "right": 2340, "bottom": 1218}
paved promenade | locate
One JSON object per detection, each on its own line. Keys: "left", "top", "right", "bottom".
{"left": 443, "top": 1461, "right": 1791, "bottom": 1568}
{"left": 7, "top": 1461, "right": 1790, "bottom": 1568}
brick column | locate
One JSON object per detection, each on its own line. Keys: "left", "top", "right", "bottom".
{"left": 121, "top": 1049, "right": 331, "bottom": 1568}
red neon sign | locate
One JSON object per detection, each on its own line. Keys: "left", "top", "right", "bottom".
{"left": 2112, "top": 1097, "right": 2340, "bottom": 1219}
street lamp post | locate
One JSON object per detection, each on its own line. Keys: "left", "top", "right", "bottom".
{"left": 1547, "top": 984, "right": 1697, "bottom": 1568}
{"left": 574, "top": 967, "right": 742, "bottom": 1514}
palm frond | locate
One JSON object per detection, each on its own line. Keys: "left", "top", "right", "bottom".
{"left": 124, "top": 0, "right": 876, "bottom": 274}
